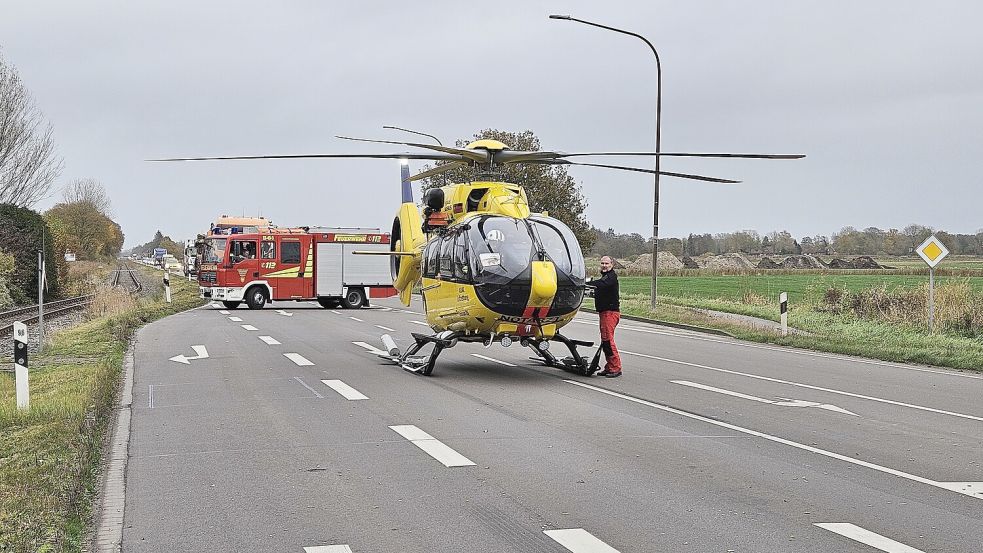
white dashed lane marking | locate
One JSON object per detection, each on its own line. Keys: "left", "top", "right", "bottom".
{"left": 219, "top": 310, "right": 230, "bottom": 315}
{"left": 283, "top": 353, "right": 314, "bottom": 366}
{"left": 321, "top": 380, "right": 368, "bottom": 400}
{"left": 544, "top": 528, "right": 621, "bottom": 553}
{"left": 304, "top": 546, "right": 354, "bottom": 553}
{"left": 228, "top": 316, "right": 243, "bottom": 322}
{"left": 815, "top": 523, "right": 924, "bottom": 552}
{"left": 410, "top": 320, "right": 431, "bottom": 327}
{"left": 259, "top": 336, "right": 281, "bottom": 345}
{"left": 330, "top": 310, "right": 342, "bottom": 315}
{"left": 349, "top": 316, "right": 363, "bottom": 322}
{"left": 388, "top": 425, "right": 475, "bottom": 467}
{"left": 375, "top": 325, "right": 396, "bottom": 332}
{"left": 241, "top": 324, "right": 258, "bottom": 331}
{"left": 470, "top": 354, "right": 516, "bottom": 367}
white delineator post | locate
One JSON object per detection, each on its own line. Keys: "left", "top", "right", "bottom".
{"left": 780, "top": 292, "right": 788, "bottom": 336}
{"left": 14, "top": 321, "right": 29, "bottom": 411}
{"left": 163, "top": 270, "right": 171, "bottom": 303}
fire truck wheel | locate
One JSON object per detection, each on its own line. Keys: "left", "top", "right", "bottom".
{"left": 222, "top": 301, "right": 241, "bottom": 309}
{"left": 245, "top": 286, "right": 268, "bottom": 310}
{"left": 341, "top": 287, "right": 366, "bottom": 309}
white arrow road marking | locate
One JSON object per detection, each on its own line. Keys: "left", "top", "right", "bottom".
{"left": 228, "top": 316, "right": 243, "bottom": 322}
{"left": 241, "top": 324, "right": 258, "bottom": 331}
{"left": 304, "top": 546, "right": 354, "bottom": 553}
{"left": 410, "top": 320, "right": 431, "bottom": 327}
{"left": 375, "top": 324, "right": 396, "bottom": 332}
{"left": 276, "top": 310, "right": 293, "bottom": 316}
{"left": 321, "top": 379, "right": 368, "bottom": 400}
{"left": 672, "top": 380, "right": 859, "bottom": 416}
{"left": 219, "top": 310, "right": 230, "bottom": 315}
{"left": 259, "top": 335, "right": 281, "bottom": 345}
{"left": 623, "top": 350, "right": 983, "bottom": 422}
{"left": 565, "top": 380, "right": 983, "bottom": 500}
{"left": 389, "top": 425, "right": 475, "bottom": 467}
{"left": 815, "top": 523, "right": 924, "bottom": 552}
{"left": 471, "top": 353, "right": 516, "bottom": 367}
{"left": 293, "top": 377, "right": 323, "bottom": 398}
{"left": 348, "top": 316, "right": 363, "bottom": 322}
{"left": 283, "top": 353, "right": 314, "bottom": 366}
{"left": 169, "top": 345, "right": 209, "bottom": 365}
{"left": 352, "top": 341, "right": 390, "bottom": 357}
{"left": 544, "top": 529, "right": 621, "bottom": 553}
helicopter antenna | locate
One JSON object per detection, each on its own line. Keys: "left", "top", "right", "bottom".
{"left": 383, "top": 126, "right": 449, "bottom": 187}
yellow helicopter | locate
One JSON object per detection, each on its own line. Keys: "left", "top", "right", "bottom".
{"left": 153, "top": 135, "right": 802, "bottom": 375}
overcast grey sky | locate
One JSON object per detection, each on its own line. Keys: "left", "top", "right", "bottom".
{"left": 2, "top": 1, "right": 981, "bottom": 247}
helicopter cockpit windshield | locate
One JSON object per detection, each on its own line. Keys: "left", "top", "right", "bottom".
{"left": 464, "top": 215, "right": 586, "bottom": 316}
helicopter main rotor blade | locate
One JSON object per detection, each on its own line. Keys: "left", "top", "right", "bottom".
{"left": 528, "top": 159, "right": 740, "bottom": 183}
{"left": 335, "top": 135, "right": 490, "bottom": 163}
{"left": 499, "top": 151, "right": 803, "bottom": 163}
{"left": 146, "top": 152, "right": 468, "bottom": 162}
{"left": 409, "top": 161, "right": 469, "bottom": 182}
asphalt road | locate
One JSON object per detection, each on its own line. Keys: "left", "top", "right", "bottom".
{"left": 120, "top": 297, "right": 983, "bottom": 552}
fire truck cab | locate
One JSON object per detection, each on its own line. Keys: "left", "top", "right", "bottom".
{"left": 197, "top": 227, "right": 396, "bottom": 309}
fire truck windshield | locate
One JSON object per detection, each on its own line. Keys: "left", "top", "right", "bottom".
{"left": 203, "top": 238, "right": 227, "bottom": 263}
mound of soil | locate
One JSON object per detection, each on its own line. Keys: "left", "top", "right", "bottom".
{"left": 852, "top": 256, "right": 884, "bottom": 269}
{"left": 779, "top": 255, "right": 825, "bottom": 269}
{"left": 703, "top": 253, "right": 755, "bottom": 270}
{"left": 827, "top": 258, "right": 853, "bottom": 269}
{"left": 626, "top": 252, "right": 684, "bottom": 273}
{"left": 680, "top": 255, "right": 701, "bottom": 269}
{"left": 757, "top": 257, "right": 781, "bottom": 269}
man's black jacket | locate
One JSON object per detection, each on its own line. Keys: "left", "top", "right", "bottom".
{"left": 588, "top": 270, "right": 620, "bottom": 312}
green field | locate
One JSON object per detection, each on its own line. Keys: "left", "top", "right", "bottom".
{"left": 619, "top": 274, "right": 983, "bottom": 305}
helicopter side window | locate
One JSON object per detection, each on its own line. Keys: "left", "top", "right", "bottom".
{"left": 452, "top": 232, "right": 470, "bottom": 282}
{"left": 438, "top": 233, "right": 454, "bottom": 276}
{"left": 423, "top": 240, "right": 439, "bottom": 278}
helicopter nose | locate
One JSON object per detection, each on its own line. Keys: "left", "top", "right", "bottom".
{"left": 528, "top": 260, "right": 557, "bottom": 310}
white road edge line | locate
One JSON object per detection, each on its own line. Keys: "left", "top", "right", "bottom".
{"left": 389, "top": 425, "right": 475, "bottom": 467}
{"left": 258, "top": 335, "right": 281, "bottom": 345}
{"left": 321, "top": 379, "right": 369, "bottom": 400}
{"left": 284, "top": 353, "right": 314, "bottom": 366}
{"left": 241, "top": 324, "right": 258, "bottom": 331}
{"left": 671, "top": 380, "right": 859, "bottom": 416}
{"left": 375, "top": 324, "right": 396, "bottom": 332}
{"left": 304, "top": 546, "right": 354, "bottom": 553}
{"left": 623, "top": 350, "right": 983, "bottom": 422}
{"left": 470, "top": 353, "right": 516, "bottom": 367}
{"left": 293, "top": 377, "right": 324, "bottom": 398}
{"left": 815, "top": 523, "right": 924, "bottom": 552}
{"left": 544, "top": 528, "right": 621, "bottom": 553}
{"left": 564, "top": 379, "right": 983, "bottom": 500}
{"left": 148, "top": 385, "right": 153, "bottom": 409}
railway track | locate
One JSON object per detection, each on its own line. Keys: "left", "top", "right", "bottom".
{"left": 0, "top": 295, "right": 94, "bottom": 337}
{"left": 110, "top": 261, "right": 143, "bottom": 293}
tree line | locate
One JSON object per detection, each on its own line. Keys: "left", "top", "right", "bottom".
{"left": 591, "top": 225, "right": 983, "bottom": 259}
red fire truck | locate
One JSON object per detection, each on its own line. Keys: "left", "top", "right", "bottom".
{"left": 197, "top": 227, "right": 397, "bottom": 309}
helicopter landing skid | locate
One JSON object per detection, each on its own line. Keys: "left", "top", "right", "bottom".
{"left": 385, "top": 331, "right": 462, "bottom": 376}
{"left": 526, "top": 333, "right": 598, "bottom": 376}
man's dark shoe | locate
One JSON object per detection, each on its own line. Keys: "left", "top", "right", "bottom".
{"left": 604, "top": 371, "right": 622, "bottom": 378}
{"left": 597, "top": 370, "right": 612, "bottom": 376}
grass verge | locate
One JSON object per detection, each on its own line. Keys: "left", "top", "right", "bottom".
{"left": 0, "top": 264, "right": 205, "bottom": 552}
{"left": 588, "top": 291, "right": 983, "bottom": 371}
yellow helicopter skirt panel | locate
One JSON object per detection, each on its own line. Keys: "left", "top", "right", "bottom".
{"left": 420, "top": 277, "right": 574, "bottom": 339}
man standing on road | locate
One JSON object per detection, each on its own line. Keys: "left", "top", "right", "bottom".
{"left": 588, "top": 256, "right": 622, "bottom": 377}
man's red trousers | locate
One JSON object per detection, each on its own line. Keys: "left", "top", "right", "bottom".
{"left": 598, "top": 310, "right": 622, "bottom": 372}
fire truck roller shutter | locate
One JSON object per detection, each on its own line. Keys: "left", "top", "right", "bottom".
{"left": 342, "top": 243, "right": 392, "bottom": 286}
{"left": 316, "top": 243, "right": 344, "bottom": 296}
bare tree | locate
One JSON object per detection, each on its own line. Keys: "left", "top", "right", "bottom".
{"left": 0, "top": 52, "right": 62, "bottom": 207}
{"left": 62, "top": 177, "right": 112, "bottom": 215}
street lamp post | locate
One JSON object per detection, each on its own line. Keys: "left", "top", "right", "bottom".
{"left": 549, "top": 15, "right": 663, "bottom": 310}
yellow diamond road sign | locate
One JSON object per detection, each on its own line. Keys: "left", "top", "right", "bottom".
{"left": 916, "top": 235, "right": 949, "bottom": 268}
